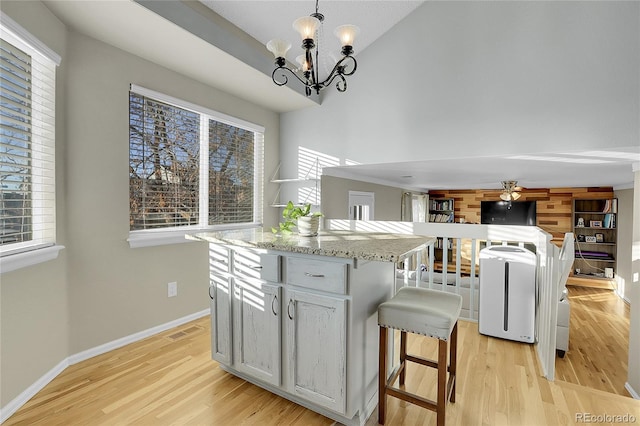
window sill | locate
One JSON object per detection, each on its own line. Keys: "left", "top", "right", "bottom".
{"left": 0, "top": 245, "right": 65, "bottom": 274}
{"left": 128, "top": 224, "right": 262, "bottom": 249}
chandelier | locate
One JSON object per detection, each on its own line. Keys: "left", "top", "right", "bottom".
{"left": 500, "top": 181, "right": 522, "bottom": 201}
{"left": 265, "top": 0, "right": 359, "bottom": 97}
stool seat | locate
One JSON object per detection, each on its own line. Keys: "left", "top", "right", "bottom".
{"left": 378, "top": 287, "right": 463, "bottom": 426}
{"left": 378, "top": 287, "right": 462, "bottom": 340}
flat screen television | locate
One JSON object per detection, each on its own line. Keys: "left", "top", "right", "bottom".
{"left": 480, "top": 201, "right": 537, "bottom": 226}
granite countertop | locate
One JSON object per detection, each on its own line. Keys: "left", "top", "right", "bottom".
{"left": 187, "top": 229, "right": 434, "bottom": 262}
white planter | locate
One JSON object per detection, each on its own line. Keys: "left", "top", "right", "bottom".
{"left": 297, "top": 216, "right": 320, "bottom": 237}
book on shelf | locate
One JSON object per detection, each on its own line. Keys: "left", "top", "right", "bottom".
{"left": 602, "top": 199, "right": 618, "bottom": 213}
{"left": 603, "top": 213, "right": 615, "bottom": 228}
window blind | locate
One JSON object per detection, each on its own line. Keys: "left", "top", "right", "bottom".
{"left": 0, "top": 20, "right": 57, "bottom": 256}
{"left": 129, "top": 86, "right": 264, "bottom": 232}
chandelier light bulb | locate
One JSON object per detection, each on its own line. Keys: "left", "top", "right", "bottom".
{"left": 296, "top": 55, "right": 310, "bottom": 71}
{"left": 266, "top": 39, "right": 291, "bottom": 59}
{"left": 334, "top": 24, "right": 360, "bottom": 48}
{"left": 293, "top": 16, "right": 320, "bottom": 41}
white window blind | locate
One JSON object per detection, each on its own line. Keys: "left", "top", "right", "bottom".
{"left": 1, "top": 14, "right": 59, "bottom": 256}
{"left": 129, "top": 85, "right": 264, "bottom": 233}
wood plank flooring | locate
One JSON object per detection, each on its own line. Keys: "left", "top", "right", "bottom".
{"left": 555, "top": 285, "right": 631, "bottom": 396}
{"left": 6, "top": 287, "right": 640, "bottom": 425}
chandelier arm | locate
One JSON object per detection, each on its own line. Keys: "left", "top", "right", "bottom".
{"left": 271, "top": 66, "right": 311, "bottom": 88}
{"left": 316, "top": 55, "right": 357, "bottom": 89}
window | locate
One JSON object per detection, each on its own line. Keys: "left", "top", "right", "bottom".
{"left": 128, "top": 85, "right": 264, "bottom": 243}
{"left": 1, "top": 14, "right": 60, "bottom": 258}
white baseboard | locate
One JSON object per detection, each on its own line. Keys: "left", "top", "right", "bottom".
{"left": 0, "top": 309, "right": 210, "bottom": 424}
{"left": 68, "top": 309, "right": 210, "bottom": 365}
{"left": 0, "top": 358, "right": 69, "bottom": 424}
{"left": 625, "top": 382, "right": 640, "bottom": 399}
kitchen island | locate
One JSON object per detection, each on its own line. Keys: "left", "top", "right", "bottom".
{"left": 188, "top": 229, "right": 434, "bottom": 426}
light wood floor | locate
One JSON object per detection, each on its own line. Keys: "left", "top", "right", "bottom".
{"left": 555, "top": 285, "right": 631, "bottom": 396}
{"left": 6, "top": 291, "right": 640, "bottom": 426}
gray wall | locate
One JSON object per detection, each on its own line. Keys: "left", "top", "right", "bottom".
{"left": 320, "top": 176, "right": 404, "bottom": 221}
{"left": 279, "top": 1, "right": 639, "bottom": 178}
{"left": 0, "top": 0, "right": 70, "bottom": 408}
{"left": 0, "top": 0, "right": 281, "bottom": 408}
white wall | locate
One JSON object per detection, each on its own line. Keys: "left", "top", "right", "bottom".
{"left": 279, "top": 1, "right": 639, "bottom": 177}
{"left": 615, "top": 189, "right": 634, "bottom": 302}
{"left": 628, "top": 167, "right": 640, "bottom": 398}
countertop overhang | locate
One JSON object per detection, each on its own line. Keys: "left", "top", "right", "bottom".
{"left": 188, "top": 229, "right": 434, "bottom": 262}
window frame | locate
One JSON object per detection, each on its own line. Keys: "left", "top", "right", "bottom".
{"left": 0, "top": 12, "right": 63, "bottom": 273}
{"left": 127, "top": 85, "right": 265, "bottom": 248}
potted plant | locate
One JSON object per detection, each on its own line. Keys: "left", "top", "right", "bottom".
{"left": 272, "top": 201, "right": 322, "bottom": 236}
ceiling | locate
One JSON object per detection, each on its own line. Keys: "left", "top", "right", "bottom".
{"left": 42, "top": 0, "right": 639, "bottom": 190}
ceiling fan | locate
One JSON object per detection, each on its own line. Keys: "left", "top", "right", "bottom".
{"left": 500, "top": 180, "right": 522, "bottom": 201}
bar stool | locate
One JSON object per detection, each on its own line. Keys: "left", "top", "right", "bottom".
{"left": 378, "top": 287, "right": 463, "bottom": 426}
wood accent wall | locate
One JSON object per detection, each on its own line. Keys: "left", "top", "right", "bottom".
{"left": 428, "top": 187, "right": 615, "bottom": 246}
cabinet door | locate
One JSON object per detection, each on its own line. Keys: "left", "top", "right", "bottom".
{"left": 285, "top": 289, "right": 347, "bottom": 414}
{"left": 233, "top": 279, "right": 282, "bottom": 386}
{"left": 210, "top": 274, "right": 232, "bottom": 365}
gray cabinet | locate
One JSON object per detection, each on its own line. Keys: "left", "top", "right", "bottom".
{"left": 285, "top": 288, "right": 347, "bottom": 413}
{"left": 209, "top": 245, "right": 232, "bottom": 365}
{"left": 234, "top": 279, "right": 281, "bottom": 386}
{"left": 206, "top": 242, "right": 393, "bottom": 425}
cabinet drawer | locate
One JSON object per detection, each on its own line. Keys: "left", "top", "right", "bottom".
{"left": 286, "top": 257, "right": 348, "bottom": 294}
{"left": 233, "top": 249, "right": 281, "bottom": 282}
{"left": 209, "top": 244, "right": 230, "bottom": 274}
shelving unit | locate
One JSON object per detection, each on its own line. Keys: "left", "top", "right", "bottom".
{"left": 270, "top": 158, "right": 320, "bottom": 207}
{"left": 572, "top": 198, "right": 617, "bottom": 280}
{"left": 429, "top": 198, "right": 454, "bottom": 223}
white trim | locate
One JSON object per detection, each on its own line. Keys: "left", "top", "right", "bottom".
{"left": 0, "top": 358, "right": 69, "bottom": 424}
{"left": 127, "top": 224, "right": 261, "bottom": 248}
{"left": 129, "top": 84, "right": 265, "bottom": 133}
{"left": 68, "top": 309, "right": 210, "bottom": 364}
{"left": 0, "top": 12, "right": 61, "bottom": 65}
{"left": 0, "top": 309, "right": 211, "bottom": 423}
{"left": 625, "top": 382, "right": 640, "bottom": 399}
{"left": 0, "top": 245, "right": 64, "bottom": 274}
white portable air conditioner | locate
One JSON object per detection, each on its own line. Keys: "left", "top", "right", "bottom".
{"left": 479, "top": 246, "right": 537, "bottom": 343}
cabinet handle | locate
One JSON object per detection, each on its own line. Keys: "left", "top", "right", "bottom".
{"left": 208, "top": 286, "right": 215, "bottom": 300}
{"left": 272, "top": 294, "right": 278, "bottom": 316}
{"left": 287, "top": 299, "right": 294, "bottom": 320}
{"left": 304, "top": 272, "right": 325, "bottom": 278}
{"left": 250, "top": 265, "right": 263, "bottom": 270}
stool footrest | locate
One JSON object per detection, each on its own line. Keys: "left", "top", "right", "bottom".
{"left": 405, "top": 354, "right": 438, "bottom": 369}
{"left": 386, "top": 386, "right": 438, "bottom": 413}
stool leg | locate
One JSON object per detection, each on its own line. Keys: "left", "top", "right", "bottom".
{"left": 399, "top": 331, "right": 407, "bottom": 385}
{"left": 437, "top": 339, "right": 447, "bottom": 426}
{"left": 450, "top": 321, "right": 458, "bottom": 403}
{"left": 378, "top": 326, "right": 387, "bottom": 424}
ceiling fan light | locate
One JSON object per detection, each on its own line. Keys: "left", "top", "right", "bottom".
{"left": 293, "top": 16, "right": 320, "bottom": 41}
{"left": 500, "top": 192, "right": 511, "bottom": 201}
{"left": 512, "top": 192, "right": 521, "bottom": 201}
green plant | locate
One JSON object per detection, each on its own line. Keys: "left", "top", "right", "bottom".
{"left": 272, "top": 201, "right": 322, "bottom": 234}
